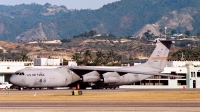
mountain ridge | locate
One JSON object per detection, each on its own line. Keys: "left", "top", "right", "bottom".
{"left": 1, "top": 0, "right": 200, "bottom": 41}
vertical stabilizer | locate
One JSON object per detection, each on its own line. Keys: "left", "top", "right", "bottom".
{"left": 138, "top": 39, "right": 172, "bottom": 70}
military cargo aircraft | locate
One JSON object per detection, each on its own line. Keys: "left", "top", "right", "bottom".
{"left": 10, "top": 39, "right": 179, "bottom": 90}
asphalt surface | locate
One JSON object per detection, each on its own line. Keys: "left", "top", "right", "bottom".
{"left": 1, "top": 101, "right": 200, "bottom": 107}
{"left": 1, "top": 88, "right": 200, "bottom": 94}
{"left": 1, "top": 88, "right": 200, "bottom": 111}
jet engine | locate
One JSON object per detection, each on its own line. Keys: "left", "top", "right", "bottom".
{"left": 101, "top": 72, "right": 120, "bottom": 83}
{"left": 115, "top": 73, "right": 152, "bottom": 85}
{"left": 115, "top": 73, "right": 140, "bottom": 85}
{"left": 80, "top": 71, "right": 100, "bottom": 82}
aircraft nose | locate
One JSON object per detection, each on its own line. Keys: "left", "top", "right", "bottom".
{"left": 9, "top": 75, "right": 17, "bottom": 85}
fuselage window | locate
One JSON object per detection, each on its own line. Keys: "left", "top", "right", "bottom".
{"left": 22, "top": 73, "right": 24, "bottom": 75}
{"left": 15, "top": 73, "right": 19, "bottom": 75}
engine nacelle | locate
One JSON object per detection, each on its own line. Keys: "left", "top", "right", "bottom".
{"left": 101, "top": 72, "right": 120, "bottom": 83}
{"left": 116, "top": 73, "right": 138, "bottom": 85}
{"left": 81, "top": 71, "right": 100, "bottom": 82}
{"left": 115, "top": 73, "right": 152, "bottom": 85}
{"left": 103, "top": 76, "right": 120, "bottom": 83}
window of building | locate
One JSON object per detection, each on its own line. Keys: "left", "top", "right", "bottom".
{"left": 177, "top": 80, "right": 186, "bottom": 85}
{"left": 191, "top": 72, "right": 195, "bottom": 77}
{"left": 133, "top": 80, "right": 168, "bottom": 85}
{"left": 197, "top": 72, "right": 200, "bottom": 77}
{"left": 176, "top": 74, "right": 186, "bottom": 79}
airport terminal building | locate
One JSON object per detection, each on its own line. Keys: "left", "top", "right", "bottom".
{"left": 121, "top": 61, "right": 200, "bottom": 89}
{"left": 1, "top": 60, "right": 200, "bottom": 89}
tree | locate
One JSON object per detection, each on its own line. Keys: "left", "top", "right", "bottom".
{"left": 72, "top": 53, "right": 81, "bottom": 62}
{"left": 184, "top": 30, "right": 191, "bottom": 37}
{"left": 73, "top": 30, "right": 98, "bottom": 38}
{"left": 143, "top": 30, "right": 154, "bottom": 40}
{"left": 106, "top": 50, "right": 114, "bottom": 63}
{"left": 94, "top": 50, "right": 105, "bottom": 65}
{"left": 108, "top": 34, "right": 116, "bottom": 37}
{"left": 171, "top": 29, "right": 177, "bottom": 35}
{"left": 84, "top": 50, "right": 92, "bottom": 63}
{"left": 21, "top": 53, "right": 29, "bottom": 60}
{"left": 61, "top": 37, "right": 71, "bottom": 43}
{"left": 89, "top": 29, "right": 97, "bottom": 37}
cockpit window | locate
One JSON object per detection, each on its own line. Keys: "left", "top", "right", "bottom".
{"left": 15, "top": 72, "right": 24, "bottom": 75}
{"left": 19, "top": 73, "right": 24, "bottom": 75}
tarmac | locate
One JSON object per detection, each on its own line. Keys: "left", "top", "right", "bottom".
{"left": 0, "top": 88, "right": 200, "bottom": 111}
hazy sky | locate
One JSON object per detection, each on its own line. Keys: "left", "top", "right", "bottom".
{"left": 0, "top": 0, "right": 121, "bottom": 9}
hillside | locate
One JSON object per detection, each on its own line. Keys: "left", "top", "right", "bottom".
{"left": 1, "top": 37, "right": 200, "bottom": 62}
{"left": 0, "top": 37, "right": 156, "bottom": 61}
{"left": 1, "top": 0, "right": 200, "bottom": 41}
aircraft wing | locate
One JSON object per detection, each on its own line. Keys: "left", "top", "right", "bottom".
{"left": 67, "top": 66, "right": 182, "bottom": 77}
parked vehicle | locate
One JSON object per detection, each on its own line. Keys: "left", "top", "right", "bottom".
{"left": 0, "top": 82, "right": 13, "bottom": 89}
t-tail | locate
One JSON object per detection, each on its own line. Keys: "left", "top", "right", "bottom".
{"left": 136, "top": 39, "right": 173, "bottom": 71}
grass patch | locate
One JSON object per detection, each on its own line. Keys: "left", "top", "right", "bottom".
{"left": 1, "top": 91, "right": 200, "bottom": 101}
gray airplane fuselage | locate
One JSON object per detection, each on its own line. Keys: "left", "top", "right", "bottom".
{"left": 10, "top": 67, "right": 80, "bottom": 88}
{"left": 10, "top": 66, "right": 153, "bottom": 88}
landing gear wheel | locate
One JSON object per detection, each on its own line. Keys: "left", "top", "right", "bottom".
{"left": 18, "top": 87, "right": 23, "bottom": 91}
{"left": 5, "top": 86, "right": 8, "bottom": 90}
{"left": 92, "top": 86, "right": 100, "bottom": 89}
